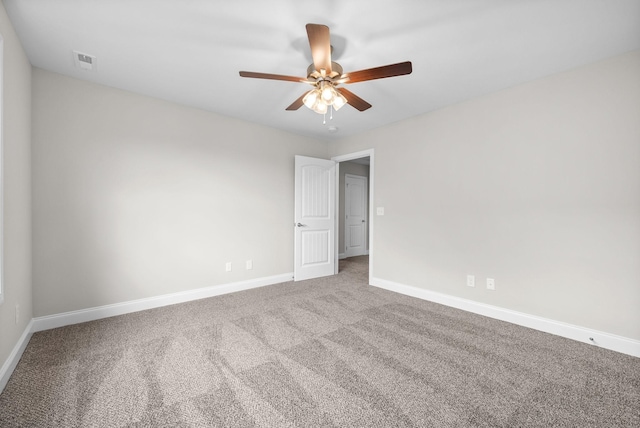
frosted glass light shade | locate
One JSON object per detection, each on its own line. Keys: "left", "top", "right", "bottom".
{"left": 312, "top": 100, "right": 327, "bottom": 114}
{"left": 303, "top": 90, "right": 319, "bottom": 108}
{"left": 333, "top": 93, "right": 347, "bottom": 110}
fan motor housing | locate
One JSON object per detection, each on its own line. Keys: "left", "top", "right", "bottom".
{"left": 307, "top": 61, "right": 343, "bottom": 80}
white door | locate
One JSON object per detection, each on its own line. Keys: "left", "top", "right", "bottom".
{"left": 294, "top": 155, "right": 336, "bottom": 281}
{"left": 345, "top": 174, "right": 368, "bottom": 257}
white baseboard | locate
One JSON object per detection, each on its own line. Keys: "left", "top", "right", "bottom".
{"left": 32, "top": 273, "right": 293, "bottom": 333}
{"left": 0, "top": 320, "right": 34, "bottom": 394}
{"left": 5, "top": 273, "right": 635, "bottom": 396}
{"left": 371, "top": 277, "right": 640, "bottom": 358}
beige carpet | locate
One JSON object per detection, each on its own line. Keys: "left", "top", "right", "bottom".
{"left": 1, "top": 256, "right": 638, "bottom": 427}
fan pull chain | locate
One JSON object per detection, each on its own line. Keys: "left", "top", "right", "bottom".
{"left": 330, "top": 105, "right": 334, "bottom": 120}
{"left": 323, "top": 112, "right": 326, "bottom": 125}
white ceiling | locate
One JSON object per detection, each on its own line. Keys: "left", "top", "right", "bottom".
{"left": 4, "top": 0, "right": 640, "bottom": 141}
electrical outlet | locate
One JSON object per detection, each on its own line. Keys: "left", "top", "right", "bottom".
{"left": 246, "top": 260, "right": 253, "bottom": 270}
{"left": 487, "top": 278, "right": 495, "bottom": 290}
{"left": 467, "top": 275, "right": 475, "bottom": 287}
{"left": 225, "top": 262, "right": 232, "bottom": 272}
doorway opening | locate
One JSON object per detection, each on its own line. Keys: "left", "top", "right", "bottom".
{"left": 332, "top": 149, "right": 374, "bottom": 285}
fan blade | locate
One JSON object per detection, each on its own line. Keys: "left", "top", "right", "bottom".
{"left": 337, "top": 87, "right": 372, "bottom": 111}
{"left": 342, "top": 61, "right": 412, "bottom": 84}
{"left": 306, "top": 23, "right": 332, "bottom": 75}
{"left": 286, "top": 92, "right": 307, "bottom": 111}
{"left": 239, "top": 71, "right": 308, "bottom": 83}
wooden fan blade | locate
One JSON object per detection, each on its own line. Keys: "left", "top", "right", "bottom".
{"left": 286, "top": 92, "right": 307, "bottom": 111}
{"left": 306, "top": 23, "right": 332, "bottom": 75}
{"left": 337, "top": 87, "right": 372, "bottom": 111}
{"left": 239, "top": 71, "right": 307, "bottom": 83}
{"left": 342, "top": 61, "right": 412, "bottom": 84}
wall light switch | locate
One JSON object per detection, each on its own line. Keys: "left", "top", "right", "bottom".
{"left": 376, "top": 207, "right": 385, "bottom": 216}
{"left": 225, "top": 262, "right": 232, "bottom": 272}
{"left": 487, "top": 278, "right": 495, "bottom": 290}
{"left": 246, "top": 260, "right": 253, "bottom": 270}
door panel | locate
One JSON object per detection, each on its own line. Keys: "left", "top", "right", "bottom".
{"left": 301, "top": 230, "right": 330, "bottom": 265}
{"left": 348, "top": 225, "right": 363, "bottom": 248}
{"left": 294, "top": 156, "right": 336, "bottom": 281}
{"left": 345, "top": 174, "right": 367, "bottom": 258}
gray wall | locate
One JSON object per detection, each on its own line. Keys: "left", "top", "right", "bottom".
{"left": 31, "top": 69, "right": 327, "bottom": 317}
{"left": 338, "top": 161, "right": 370, "bottom": 256}
{"left": 0, "top": 5, "right": 32, "bottom": 368}
{"left": 329, "top": 51, "right": 640, "bottom": 340}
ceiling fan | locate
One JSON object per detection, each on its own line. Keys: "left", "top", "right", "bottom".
{"left": 239, "top": 23, "right": 412, "bottom": 116}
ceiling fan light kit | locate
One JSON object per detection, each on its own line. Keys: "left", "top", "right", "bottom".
{"left": 303, "top": 81, "right": 347, "bottom": 114}
{"left": 239, "top": 23, "right": 413, "bottom": 122}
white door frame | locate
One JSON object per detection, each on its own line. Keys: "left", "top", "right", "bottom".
{"left": 331, "top": 149, "right": 374, "bottom": 285}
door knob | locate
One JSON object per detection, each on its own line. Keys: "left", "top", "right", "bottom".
{"left": 296, "top": 223, "right": 307, "bottom": 227}
{"left": 362, "top": 220, "right": 365, "bottom": 223}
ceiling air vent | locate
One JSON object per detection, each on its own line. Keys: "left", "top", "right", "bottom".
{"left": 73, "top": 50, "right": 97, "bottom": 71}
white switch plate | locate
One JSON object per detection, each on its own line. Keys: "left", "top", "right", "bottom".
{"left": 377, "top": 207, "right": 385, "bottom": 216}
{"left": 246, "top": 260, "right": 253, "bottom": 270}
{"left": 467, "top": 275, "right": 475, "bottom": 287}
{"left": 225, "top": 262, "right": 232, "bottom": 272}
{"left": 487, "top": 278, "right": 495, "bottom": 290}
